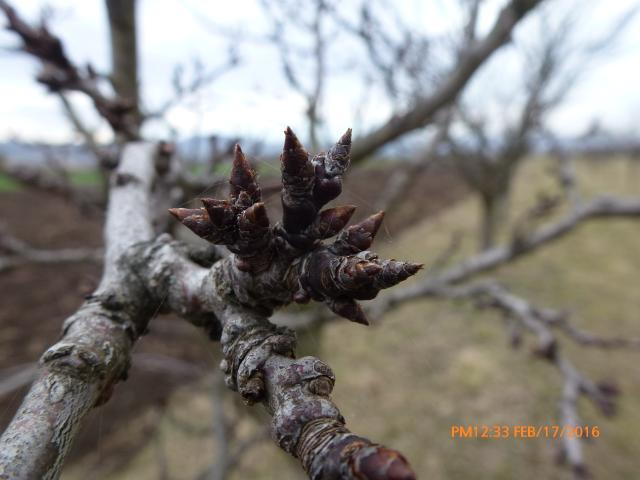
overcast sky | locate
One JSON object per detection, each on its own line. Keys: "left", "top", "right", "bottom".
{"left": 0, "top": 0, "right": 639, "bottom": 146}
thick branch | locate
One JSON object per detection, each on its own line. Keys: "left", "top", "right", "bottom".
{"left": 129, "top": 236, "right": 416, "bottom": 479}
{"left": 0, "top": 143, "right": 157, "bottom": 479}
{"left": 105, "top": 0, "right": 140, "bottom": 133}
{"left": 350, "top": 0, "right": 543, "bottom": 162}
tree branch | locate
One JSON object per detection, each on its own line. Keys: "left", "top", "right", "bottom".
{"left": 0, "top": 143, "right": 157, "bottom": 479}
{"left": 350, "top": 0, "right": 544, "bottom": 162}
{"left": 0, "top": 225, "right": 102, "bottom": 273}
{"left": 0, "top": 130, "right": 421, "bottom": 479}
{"left": 422, "top": 280, "right": 624, "bottom": 478}
{"left": 375, "top": 195, "right": 640, "bottom": 315}
{"left": 0, "top": 1, "right": 139, "bottom": 140}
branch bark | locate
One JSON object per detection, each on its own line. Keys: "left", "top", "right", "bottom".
{"left": 0, "top": 143, "right": 157, "bottom": 479}
{"left": 105, "top": 0, "right": 140, "bottom": 135}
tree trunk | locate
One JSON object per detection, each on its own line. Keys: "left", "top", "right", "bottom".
{"left": 105, "top": 0, "right": 140, "bottom": 135}
{"left": 479, "top": 190, "right": 509, "bottom": 251}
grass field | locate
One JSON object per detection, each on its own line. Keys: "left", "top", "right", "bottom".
{"left": 0, "top": 169, "right": 103, "bottom": 192}
{"left": 65, "top": 156, "right": 640, "bottom": 480}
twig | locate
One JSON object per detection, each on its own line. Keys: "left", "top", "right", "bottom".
{"left": 0, "top": 1, "right": 139, "bottom": 139}
{"left": 0, "top": 225, "right": 103, "bottom": 273}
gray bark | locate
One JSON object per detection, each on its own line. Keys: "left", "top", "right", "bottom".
{"left": 105, "top": 0, "right": 140, "bottom": 133}
{"left": 0, "top": 143, "right": 156, "bottom": 480}
{"left": 479, "top": 189, "right": 509, "bottom": 250}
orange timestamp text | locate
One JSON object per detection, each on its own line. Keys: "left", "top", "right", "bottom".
{"left": 450, "top": 425, "right": 600, "bottom": 439}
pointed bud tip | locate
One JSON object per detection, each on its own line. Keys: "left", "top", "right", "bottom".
{"left": 328, "top": 299, "right": 370, "bottom": 325}
{"left": 370, "top": 210, "right": 385, "bottom": 224}
{"left": 407, "top": 263, "right": 424, "bottom": 275}
{"left": 200, "top": 197, "right": 218, "bottom": 209}
{"left": 345, "top": 302, "right": 369, "bottom": 325}
{"left": 350, "top": 312, "right": 370, "bottom": 326}
{"left": 353, "top": 210, "right": 385, "bottom": 236}
{"left": 281, "top": 126, "right": 310, "bottom": 174}
{"left": 244, "top": 202, "right": 269, "bottom": 226}
{"left": 283, "top": 126, "right": 301, "bottom": 147}
{"left": 233, "top": 143, "right": 247, "bottom": 165}
{"left": 230, "top": 144, "right": 259, "bottom": 199}
{"left": 168, "top": 207, "right": 196, "bottom": 221}
{"left": 337, "top": 204, "right": 357, "bottom": 216}
{"left": 201, "top": 198, "right": 231, "bottom": 225}
{"left": 358, "top": 447, "right": 415, "bottom": 480}
{"left": 339, "top": 128, "right": 352, "bottom": 145}
{"left": 322, "top": 204, "right": 357, "bottom": 222}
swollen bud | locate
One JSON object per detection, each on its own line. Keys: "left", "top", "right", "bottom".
{"left": 281, "top": 127, "right": 317, "bottom": 234}
{"left": 372, "top": 260, "right": 423, "bottom": 290}
{"left": 239, "top": 202, "right": 270, "bottom": 229}
{"left": 326, "top": 298, "right": 369, "bottom": 325}
{"left": 168, "top": 207, "right": 217, "bottom": 240}
{"left": 353, "top": 445, "right": 416, "bottom": 480}
{"left": 325, "top": 128, "right": 352, "bottom": 176}
{"left": 201, "top": 198, "right": 236, "bottom": 229}
{"left": 333, "top": 211, "right": 385, "bottom": 254}
{"left": 230, "top": 144, "right": 261, "bottom": 202}
{"left": 281, "top": 127, "right": 312, "bottom": 176}
{"left": 309, "top": 205, "right": 357, "bottom": 240}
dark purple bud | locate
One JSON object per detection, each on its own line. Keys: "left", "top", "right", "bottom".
{"left": 326, "top": 298, "right": 369, "bottom": 325}
{"left": 201, "top": 198, "right": 236, "bottom": 229}
{"left": 281, "top": 127, "right": 312, "bottom": 176}
{"left": 333, "top": 211, "right": 385, "bottom": 254}
{"left": 325, "top": 128, "right": 352, "bottom": 177}
{"left": 168, "top": 207, "right": 218, "bottom": 240}
{"left": 372, "top": 260, "right": 423, "bottom": 290}
{"left": 350, "top": 444, "right": 416, "bottom": 480}
{"left": 230, "top": 144, "right": 261, "bottom": 202}
{"left": 309, "top": 205, "right": 356, "bottom": 240}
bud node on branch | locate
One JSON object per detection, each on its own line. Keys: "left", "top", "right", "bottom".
{"left": 171, "top": 127, "right": 422, "bottom": 327}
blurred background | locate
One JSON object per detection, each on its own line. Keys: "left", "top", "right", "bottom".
{"left": 0, "top": 0, "right": 639, "bottom": 478}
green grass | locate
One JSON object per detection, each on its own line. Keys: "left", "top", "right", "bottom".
{"left": 0, "top": 169, "right": 103, "bottom": 192}
{"left": 68, "top": 169, "right": 103, "bottom": 187}
{"left": 66, "top": 156, "right": 640, "bottom": 480}
{"left": 0, "top": 173, "right": 20, "bottom": 192}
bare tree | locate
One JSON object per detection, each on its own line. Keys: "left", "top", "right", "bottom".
{"left": 444, "top": 5, "right": 636, "bottom": 250}
{"left": 347, "top": 0, "right": 544, "bottom": 163}
{"left": 3, "top": 2, "right": 637, "bottom": 479}
{"left": 255, "top": 0, "right": 542, "bottom": 159}
{"left": 260, "top": 0, "right": 330, "bottom": 150}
